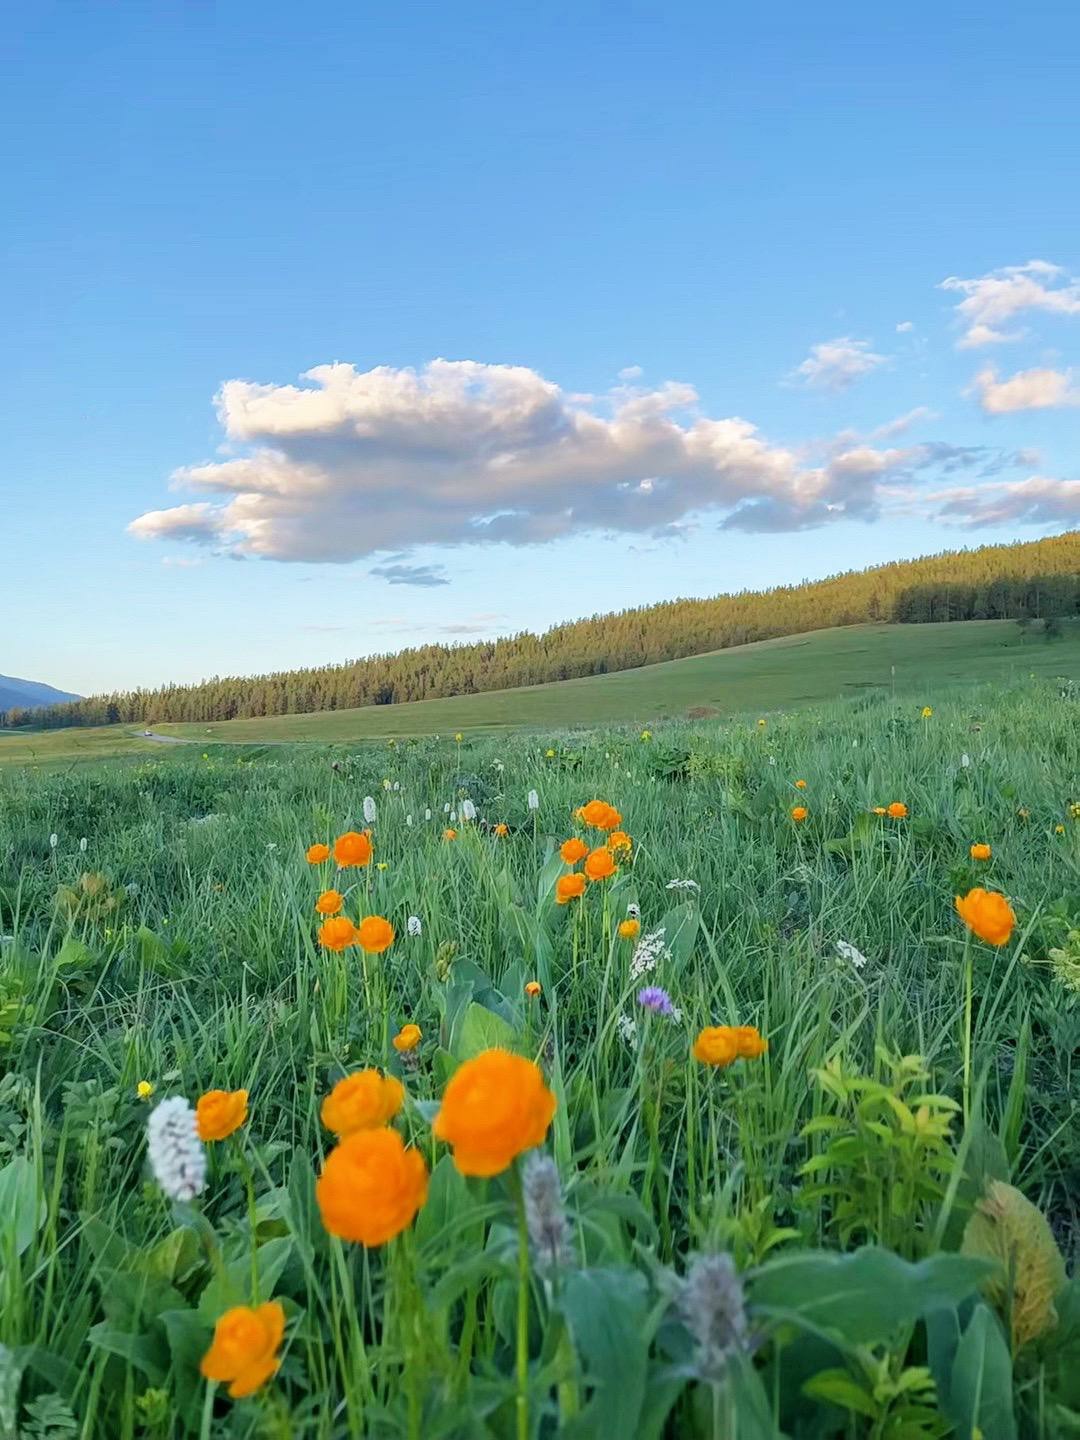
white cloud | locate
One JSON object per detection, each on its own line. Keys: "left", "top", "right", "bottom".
{"left": 940, "top": 260, "right": 1080, "bottom": 348}
{"left": 895, "top": 320, "right": 914, "bottom": 333}
{"left": 128, "top": 357, "right": 916, "bottom": 556}
{"left": 972, "top": 365, "right": 1079, "bottom": 414}
{"left": 930, "top": 476, "right": 1080, "bottom": 527}
{"left": 791, "top": 337, "right": 886, "bottom": 391}
{"left": 370, "top": 562, "right": 450, "bottom": 587}
{"left": 617, "top": 365, "right": 643, "bottom": 381}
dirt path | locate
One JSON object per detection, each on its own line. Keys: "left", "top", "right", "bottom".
{"left": 136, "top": 731, "right": 189, "bottom": 744}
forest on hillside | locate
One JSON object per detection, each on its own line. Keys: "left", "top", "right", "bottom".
{"left": 7, "top": 532, "right": 1079, "bottom": 729}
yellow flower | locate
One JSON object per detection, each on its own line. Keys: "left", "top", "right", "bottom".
{"left": 201, "top": 1301, "right": 285, "bottom": 1399}
{"left": 607, "top": 830, "right": 633, "bottom": 855}
{"left": 392, "top": 1023, "right": 422, "bottom": 1053}
{"left": 921, "top": 706, "right": 933, "bottom": 718}
{"left": 872, "top": 806, "right": 887, "bottom": 815}
{"left": 376, "top": 861, "right": 389, "bottom": 871}
{"left": 618, "top": 918, "right": 641, "bottom": 940}
{"left": 757, "top": 718, "right": 766, "bottom": 728}
{"left": 545, "top": 748, "right": 556, "bottom": 758}
{"left": 432, "top": 1049, "right": 556, "bottom": 1176}
{"left": 640, "top": 730, "right": 652, "bottom": 741}
{"left": 1070, "top": 803, "right": 1080, "bottom": 820}
{"left": 454, "top": 732, "right": 464, "bottom": 743}
{"left": 196, "top": 1089, "right": 249, "bottom": 1142}
{"left": 136, "top": 1080, "right": 155, "bottom": 1100}
{"left": 1055, "top": 824, "right": 1066, "bottom": 835}
{"left": 321, "top": 1070, "right": 404, "bottom": 1137}
{"left": 955, "top": 888, "right": 1016, "bottom": 947}
{"left": 970, "top": 843, "right": 992, "bottom": 862}
{"left": 494, "top": 822, "right": 509, "bottom": 837}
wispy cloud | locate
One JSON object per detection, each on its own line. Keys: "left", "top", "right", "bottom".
{"left": 371, "top": 562, "right": 450, "bottom": 587}
{"left": 930, "top": 476, "right": 1080, "bottom": 527}
{"left": 790, "top": 337, "right": 887, "bottom": 392}
{"left": 972, "top": 365, "right": 1079, "bottom": 414}
{"left": 940, "top": 260, "right": 1080, "bottom": 348}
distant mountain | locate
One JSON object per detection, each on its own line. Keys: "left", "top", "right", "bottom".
{"left": 0, "top": 675, "right": 82, "bottom": 714}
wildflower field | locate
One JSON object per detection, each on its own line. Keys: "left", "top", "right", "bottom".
{"left": 1, "top": 682, "right": 1079, "bottom": 1438}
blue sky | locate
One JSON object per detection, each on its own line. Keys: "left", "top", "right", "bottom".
{"left": 3, "top": 1, "right": 1079, "bottom": 695}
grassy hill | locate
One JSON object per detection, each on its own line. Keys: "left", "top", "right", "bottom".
{"left": 3, "top": 619, "right": 1076, "bottom": 766}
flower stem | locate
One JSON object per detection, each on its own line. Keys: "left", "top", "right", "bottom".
{"left": 962, "top": 932, "right": 974, "bottom": 1125}
{"left": 512, "top": 1165, "right": 530, "bottom": 1440}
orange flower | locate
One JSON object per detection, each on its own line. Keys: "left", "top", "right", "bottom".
{"left": 560, "top": 837, "right": 588, "bottom": 865}
{"left": 494, "top": 823, "right": 509, "bottom": 837}
{"left": 692, "top": 1027, "right": 739, "bottom": 1067}
{"left": 556, "top": 872, "right": 587, "bottom": 904}
{"left": 970, "top": 843, "right": 992, "bottom": 862}
{"left": 443, "top": 828, "right": 458, "bottom": 842}
{"left": 315, "top": 889, "right": 344, "bottom": 916}
{"left": 357, "top": 915, "right": 395, "bottom": 954}
{"left": 316, "top": 1127, "right": 428, "bottom": 1246}
{"left": 584, "top": 847, "right": 617, "bottom": 881}
{"left": 794, "top": 779, "right": 807, "bottom": 790}
{"left": 790, "top": 805, "right": 808, "bottom": 823}
{"left": 196, "top": 1089, "right": 248, "bottom": 1142}
{"left": 201, "top": 1301, "right": 285, "bottom": 1398}
{"left": 306, "top": 843, "right": 330, "bottom": 864}
{"left": 578, "top": 799, "right": 623, "bottom": 831}
{"left": 321, "top": 1070, "right": 404, "bottom": 1136}
{"left": 692, "top": 1025, "right": 767, "bottom": 1067}
{"left": 955, "top": 888, "right": 1015, "bottom": 947}
{"left": 887, "top": 802, "right": 908, "bottom": 819}
{"left": 525, "top": 980, "right": 541, "bottom": 997}
{"left": 319, "top": 916, "right": 359, "bottom": 951}
{"left": 618, "top": 918, "right": 641, "bottom": 940}
{"left": 607, "top": 830, "right": 633, "bottom": 855}
{"left": 392, "top": 1023, "right": 422, "bottom": 1052}
{"left": 432, "top": 1048, "right": 556, "bottom": 1176}
{"left": 333, "top": 831, "right": 373, "bottom": 868}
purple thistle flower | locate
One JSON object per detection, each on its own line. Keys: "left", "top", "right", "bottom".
{"left": 637, "top": 985, "right": 674, "bottom": 1015}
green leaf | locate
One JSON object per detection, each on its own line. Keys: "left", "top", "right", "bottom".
{"left": 0, "top": 1156, "right": 45, "bottom": 1258}
{"left": 559, "top": 1268, "right": 651, "bottom": 1438}
{"left": 160, "top": 1310, "right": 210, "bottom": 1433}
{"left": 948, "top": 1304, "right": 1017, "bottom": 1440}
{"left": 196, "top": 1237, "right": 293, "bottom": 1322}
{"left": 750, "top": 1246, "right": 993, "bottom": 1345}
{"left": 85, "top": 1324, "right": 167, "bottom": 1385}
{"left": 0, "top": 1341, "right": 25, "bottom": 1437}
{"left": 454, "top": 1001, "right": 516, "bottom": 1060}
{"left": 414, "top": 1154, "right": 479, "bottom": 1252}
{"left": 802, "top": 1368, "right": 879, "bottom": 1419}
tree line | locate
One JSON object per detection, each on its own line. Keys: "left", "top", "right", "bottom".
{"left": 6, "top": 531, "right": 1078, "bottom": 729}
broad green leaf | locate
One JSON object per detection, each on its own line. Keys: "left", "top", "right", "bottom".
{"left": 559, "top": 1268, "right": 652, "bottom": 1439}
{"left": 948, "top": 1303, "right": 1017, "bottom": 1440}
{"left": 0, "top": 1156, "right": 45, "bottom": 1258}
{"left": 962, "top": 1180, "right": 1066, "bottom": 1349}
{"left": 197, "top": 1237, "right": 294, "bottom": 1322}
{"left": 454, "top": 1000, "right": 516, "bottom": 1060}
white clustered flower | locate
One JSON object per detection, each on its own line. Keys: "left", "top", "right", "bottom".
{"left": 425, "top": 809, "right": 433, "bottom": 821}
{"left": 626, "top": 902, "right": 641, "bottom": 921}
{"left": 960, "top": 753, "right": 971, "bottom": 769}
{"left": 393, "top": 781, "right": 400, "bottom": 791}
{"left": 835, "top": 939, "right": 869, "bottom": 970}
{"left": 79, "top": 837, "right": 88, "bottom": 853}
{"left": 492, "top": 759, "right": 505, "bottom": 772}
{"left": 363, "top": 796, "right": 378, "bottom": 824}
{"left": 666, "top": 878, "right": 700, "bottom": 892}
{"left": 629, "top": 927, "right": 669, "bottom": 981}
{"left": 146, "top": 1097, "right": 206, "bottom": 1202}
{"left": 527, "top": 789, "right": 540, "bottom": 811}
{"left": 49, "top": 833, "right": 58, "bottom": 849}
{"left": 615, "top": 1013, "right": 638, "bottom": 1046}
{"left": 766, "top": 755, "right": 777, "bottom": 766}
{"left": 461, "top": 798, "right": 477, "bottom": 822}
{"left": 450, "top": 810, "right": 457, "bottom": 823}
{"left": 852, "top": 738, "right": 859, "bottom": 748}
{"left": 407, "top": 915, "right": 422, "bottom": 937}
{"left": 406, "top": 814, "right": 413, "bottom": 827}
{"left": 443, "top": 803, "right": 451, "bottom": 814}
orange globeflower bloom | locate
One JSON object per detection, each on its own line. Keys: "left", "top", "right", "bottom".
{"left": 731, "top": 1025, "right": 768, "bottom": 1059}
{"left": 955, "top": 888, "right": 1016, "bottom": 947}
{"left": 315, "top": 889, "right": 344, "bottom": 916}
{"left": 319, "top": 916, "right": 359, "bottom": 951}
{"left": 579, "top": 800, "right": 623, "bottom": 831}
{"left": 692, "top": 1027, "right": 739, "bottom": 1068}
{"left": 201, "top": 1301, "right": 285, "bottom": 1399}
{"left": 392, "top": 1023, "right": 422, "bottom": 1052}
{"left": 618, "top": 917, "right": 641, "bottom": 940}
{"left": 443, "top": 828, "right": 458, "bottom": 842}
{"left": 607, "top": 830, "right": 633, "bottom": 855}
{"left": 794, "top": 779, "right": 808, "bottom": 790}
{"left": 494, "top": 823, "right": 509, "bottom": 837}
{"left": 316, "top": 1127, "right": 428, "bottom": 1246}
{"left": 790, "top": 806, "right": 808, "bottom": 823}
{"left": 887, "top": 802, "right": 908, "bottom": 819}
{"left": 970, "top": 843, "right": 992, "bottom": 862}
{"left": 525, "top": 980, "right": 542, "bottom": 998}
{"left": 196, "top": 1089, "right": 249, "bottom": 1142}
{"left": 306, "top": 843, "right": 330, "bottom": 864}
{"left": 321, "top": 1070, "right": 404, "bottom": 1137}
{"left": 432, "top": 1048, "right": 556, "bottom": 1176}
{"left": 560, "top": 836, "right": 589, "bottom": 865}
{"left": 584, "top": 847, "right": 617, "bottom": 881}
{"left": 556, "top": 873, "right": 587, "bottom": 904}
{"left": 357, "top": 915, "right": 395, "bottom": 954}
{"left": 333, "top": 831, "right": 373, "bottom": 868}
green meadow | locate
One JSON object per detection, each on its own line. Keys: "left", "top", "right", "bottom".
{"left": 1, "top": 675, "right": 1079, "bottom": 1436}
